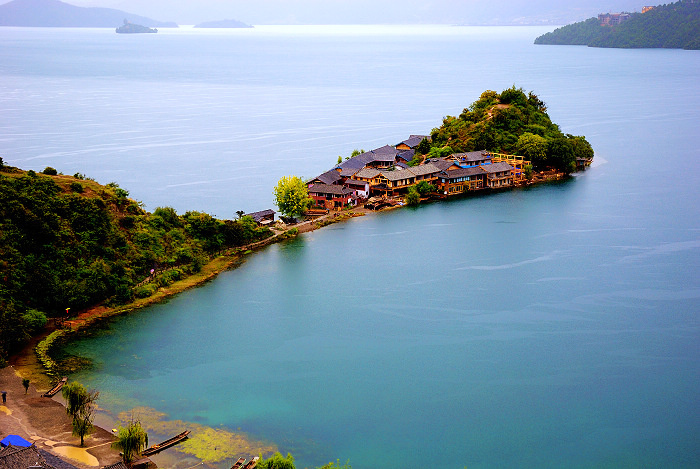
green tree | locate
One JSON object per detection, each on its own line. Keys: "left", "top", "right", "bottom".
{"left": 516, "top": 133, "right": 548, "bottom": 169}
{"left": 415, "top": 180, "right": 436, "bottom": 196}
{"left": 258, "top": 452, "right": 296, "bottom": 469}
{"left": 112, "top": 419, "right": 149, "bottom": 464}
{"left": 22, "top": 378, "right": 30, "bottom": 394}
{"left": 62, "top": 382, "right": 99, "bottom": 446}
{"left": 273, "top": 176, "right": 312, "bottom": 218}
{"left": 43, "top": 167, "right": 58, "bottom": 175}
{"left": 416, "top": 138, "right": 431, "bottom": 155}
{"left": 337, "top": 155, "right": 342, "bottom": 164}
{"left": 350, "top": 149, "right": 365, "bottom": 157}
{"left": 547, "top": 135, "right": 576, "bottom": 173}
{"left": 405, "top": 187, "right": 420, "bottom": 206}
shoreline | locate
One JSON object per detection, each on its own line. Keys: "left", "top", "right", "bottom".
{"left": 6, "top": 170, "right": 569, "bottom": 467}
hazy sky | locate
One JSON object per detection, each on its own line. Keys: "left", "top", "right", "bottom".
{"left": 9, "top": 0, "right": 648, "bottom": 25}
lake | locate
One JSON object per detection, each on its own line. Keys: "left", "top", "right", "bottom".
{"left": 2, "top": 25, "right": 699, "bottom": 468}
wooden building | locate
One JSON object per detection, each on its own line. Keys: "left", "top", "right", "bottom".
{"left": 245, "top": 209, "right": 275, "bottom": 225}
{"left": 308, "top": 183, "right": 355, "bottom": 209}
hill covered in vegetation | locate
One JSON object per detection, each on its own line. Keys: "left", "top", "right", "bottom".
{"left": 534, "top": 0, "right": 700, "bottom": 50}
{"left": 0, "top": 164, "right": 272, "bottom": 364}
{"left": 425, "top": 86, "right": 593, "bottom": 173}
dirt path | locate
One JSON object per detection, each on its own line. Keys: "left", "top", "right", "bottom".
{"left": 0, "top": 365, "right": 121, "bottom": 468}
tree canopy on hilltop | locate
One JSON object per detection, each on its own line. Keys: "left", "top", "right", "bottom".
{"left": 427, "top": 86, "right": 593, "bottom": 173}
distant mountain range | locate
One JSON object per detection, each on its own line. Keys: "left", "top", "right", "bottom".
{"left": 0, "top": 0, "right": 178, "bottom": 27}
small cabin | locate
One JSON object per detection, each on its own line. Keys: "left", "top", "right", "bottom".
{"left": 245, "top": 209, "right": 275, "bottom": 226}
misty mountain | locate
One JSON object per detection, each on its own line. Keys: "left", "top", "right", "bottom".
{"left": 0, "top": 0, "right": 178, "bottom": 27}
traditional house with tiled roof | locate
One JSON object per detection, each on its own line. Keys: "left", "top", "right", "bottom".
{"left": 344, "top": 178, "right": 370, "bottom": 198}
{"left": 482, "top": 161, "right": 514, "bottom": 188}
{"left": 449, "top": 150, "right": 492, "bottom": 167}
{"left": 0, "top": 444, "right": 76, "bottom": 469}
{"left": 396, "top": 135, "right": 429, "bottom": 151}
{"left": 308, "top": 169, "right": 343, "bottom": 186}
{"left": 308, "top": 183, "right": 356, "bottom": 209}
{"left": 436, "top": 167, "right": 487, "bottom": 195}
{"left": 408, "top": 163, "right": 441, "bottom": 182}
{"left": 245, "top": 209, "right": 275, "bottom": 225}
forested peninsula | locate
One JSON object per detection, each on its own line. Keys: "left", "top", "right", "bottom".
{"left": 0, "top": 87, "right": 593, "bottom": 368}
{"left": 0, "top": 167, "right": 274, "bottom": 365}
{"left": 535, "top": 0, "right": 700, "bottom": 50}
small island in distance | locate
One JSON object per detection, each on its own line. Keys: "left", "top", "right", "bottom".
{"left": 194, "top": 19, "right": 253, "bottom": 28}
{"left": 534, "top": 0, "right": 700, "bottom": 50}
{"left": 116, "top": 19, "right": 157, "bottom": 34}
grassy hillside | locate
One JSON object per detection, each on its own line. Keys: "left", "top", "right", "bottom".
{"left": 0, "top": 164, "right": 271, "bottom": 363}
{"left": 535, "top": 0, "right": 700, "bottom": 50}
{"left": 425, "top": 86, "right": 593, "bottom": 173}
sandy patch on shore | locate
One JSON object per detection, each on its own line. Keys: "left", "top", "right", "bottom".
{"left": 0, "top": 365, "right": 121, "bottom": 469}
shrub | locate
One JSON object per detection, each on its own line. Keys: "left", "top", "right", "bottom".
{"left": 70, "top": 182, "right": 84, "bottom": 193}
{"left": 134, "top": 284, "right": 158, "bottom": 299}
{"left": 43, "top": 167, "right": 58, "bottom": 175}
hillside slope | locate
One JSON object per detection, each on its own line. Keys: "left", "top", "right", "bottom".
{"left": 0, "top": 166, "right": 271, "bottom": 363}
{"left": 0, "top": 0, "right": 178, "bottom": 27}
{"left": 426, "top": 86, "right": 593, "bottom": 173}
{"left": 534, "top": 0, "right": 700, "bottom": 50}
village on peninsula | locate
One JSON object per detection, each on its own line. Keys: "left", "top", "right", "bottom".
{"left": 0, "top": 86, "right": 594, "bottom": 469}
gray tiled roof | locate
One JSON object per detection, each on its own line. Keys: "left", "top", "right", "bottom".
{"left": 452, "top": 150, "right": 491, "bottom": 162}
{"left": 245, "top": 209, "right": 275, "bottom": 222}
{"left": 396, "top": 149, "right": 415, "bottom": 162}
{"left": 0, "top": 445, "right": 54, "bottom": 469}
{"left": 381, "top": 169, "right": 415, "bottom": 182}
{"left": 344, "top": 178, "right": 368, "bottom": 187}
{"left": 309, "top": 183, "right": 354, "bottom": 196}
{"left": 426, "top": 159, "right": 458, "bottom": 171}
{"left": 439, "top": 167, "right": 487, "bottom": 180}
{"left": 355, "top": 168, "right": 381, "bottom": 179}
{"left": 399, "top": 135, "right": 428, "bottom": 148}
{"left": 408, "top": 163, "right": 440, "bottom": 177}
{"left": 312, "top": 169, "right": 342, "bottom": 185}
{"left": 481, "top": 161, "right": 513, "bottom": 173}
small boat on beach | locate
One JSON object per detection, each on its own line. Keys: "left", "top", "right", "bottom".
{"left": 242, "top": 457, "right": 259, "bottom": 469}
{"left": 140, "top": 430, "right": 190, "bottom": 456}
{"left": 42, "top": 377, "right": 67, "bottom": 397}
{"left": 231, "top": 457, "right": 246, "bottom": 469}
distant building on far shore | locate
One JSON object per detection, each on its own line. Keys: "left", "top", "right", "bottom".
{"left": 642, "top": 6, "right": 655, "bottom": 13}
{"left": 598, "top": 13, "right": 631, "bottom": 25}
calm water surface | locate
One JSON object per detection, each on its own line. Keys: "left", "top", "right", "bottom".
{"left": 2, "top": 26, "right": 699, "bottom": 468}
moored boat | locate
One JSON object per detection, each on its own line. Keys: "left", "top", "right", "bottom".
{"left": 140, "top": 430, "right": 190, "bottom": 456}
{"left": 42, "top": 377, "right": 67, "bottom": 397}
{"left": 231, "top": 457, "right": 246, "bottom": 469}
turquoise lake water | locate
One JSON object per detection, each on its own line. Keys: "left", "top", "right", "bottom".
{"left": 1, "top": 25, "right": 699, "bottom": 468}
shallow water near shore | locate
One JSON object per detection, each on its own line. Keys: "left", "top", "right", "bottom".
{"left": 3, "top": 25, "right": 699, "bottom": 469}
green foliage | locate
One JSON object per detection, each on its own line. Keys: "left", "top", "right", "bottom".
{"left": 337, "top": 155, "right": 342, "bottom": 164}
{"left": 112, "top": 419, "right": 149, "bottom": 463}
{"left": 405, "top": 187, "right": 420, "bottom": 206}
{"left": 22, "top": 378, "right": 30, "bottom": 394}
{"left": 516, "top": 133, "right": 548, "bottom": 168}
{"left": 350, "top": 149, "right": 365, "bottom": 157}
{"left": 35, "top": 330, "right": 65, "bottom": 377}
{"left": 62, "top": 381, "right": 99, "bottom": 446}
{"left": 535, "top": 1, "right": 700, "bottom": 50}
{"left": 415, "top": 180, "right": 436, "bottom": 196}
{"left": 273, "top": 176, "right": 313, "bottom": 218}
{"left": 43, "top": 167, "right": 58, "bottom": 175}
{"left": 427, "top": 86, "right": 593, "bottom": 172}
{"left": 22, "top": 309, "right": 47, "bottom": 332}
{"left": 415, "top": 138, "right": 431, "bottom": 155}
{"left": 258, "top": 452, "right": 296, "bottom": 469}
{"left": 0, "top": 171, "right": 273, "bottom": 360}
{"left": 70, "top": 181, "right": 84, "bottom": 193}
